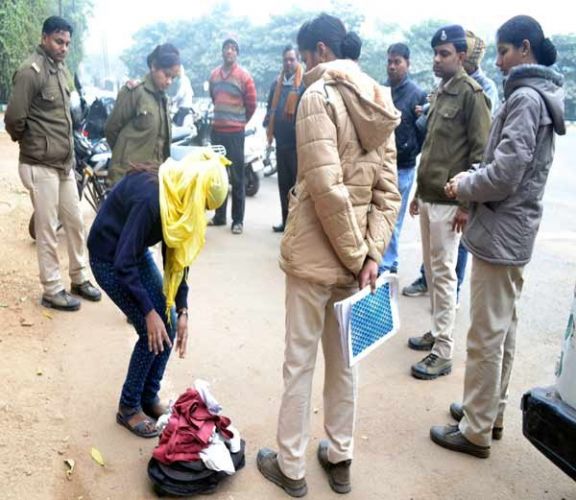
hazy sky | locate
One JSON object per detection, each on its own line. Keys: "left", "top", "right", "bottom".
{"left": 85, "top": 0, "right": 575, "bottom": 55}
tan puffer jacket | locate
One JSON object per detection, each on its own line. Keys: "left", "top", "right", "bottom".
{"left": 280, "top": 59, "right": 401, "bottom": 287}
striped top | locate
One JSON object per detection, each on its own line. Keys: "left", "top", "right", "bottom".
{"left": 209, "top": 63, "right": 257, "bottom": 133}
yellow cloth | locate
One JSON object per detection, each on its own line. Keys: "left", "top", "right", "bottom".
{"left": 159, "top": 149, "right": 229, "bottom": 318}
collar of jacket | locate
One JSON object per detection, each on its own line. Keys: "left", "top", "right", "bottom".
{"left": 387, "top": 74, "right": 409, "bottom": 90}
{"left": 504, "top": 64, "right": 564, "bottom": 94}
{"left": 504, "top": 63, "right": 566, "bottom": 135}
{"left": 303, "top": 59, "right": 401, "bottom": 152}
{"left": 36, "top": 45, "right": 61, "bottom": 73}
{"left": 439, "top": 67, "right": 467, "bottom": 96}
{"left": 143, "top": 73, "right": 165, "bottom": 98}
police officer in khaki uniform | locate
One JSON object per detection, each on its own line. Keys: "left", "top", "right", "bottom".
{"left": 4, "top": 16, "right": 101, "bottom": 311}
{"left": 407, "top": 25, "right": 491, "bottom": 379}
{"left": 105, "top": 44, "right": 180, "bottom": 187}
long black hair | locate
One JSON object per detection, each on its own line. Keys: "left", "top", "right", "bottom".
{"left": 147, "top": 43, "right": 181, "bottom": 70}
{"left": 297, "top": 13, "right": 362, "bottom": 61}
{"left": 497, "top": 15, "right": 557, "bottom": 67}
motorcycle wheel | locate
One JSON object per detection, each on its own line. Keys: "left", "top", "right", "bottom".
{"left": 245, "top": 165, "right": 260, "bottom": 197}
{"left": 28, "top": 213, "right": 63, "bottom": 240}
{"left": 84, "top": 176, "right": 106, "bottom": 212}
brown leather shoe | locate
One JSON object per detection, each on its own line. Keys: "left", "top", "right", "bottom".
{"left": 449, "top": 403, "right": 503, "bottom": 440}
{"left": 257, "top": 448, "right": 308, "bottom": 497}
{"left": 317, "top": 440, "right": 352, "bottom": 494}
{"left": 430, "top": 424, "right": 490, "bottom": 458}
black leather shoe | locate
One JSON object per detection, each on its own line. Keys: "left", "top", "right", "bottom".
{"left": 41, "top": 290, "right": 81, "bottom": 311}
{"left": 273, "top": 224, "right": 285, "bottom": 233}
{"left": 430, "top": 424, "right": 490, "bottom": 458}
{"left": 317, "top": 440, "right": 352, "bottom": 494}
{"left": 257, "top": 448, "right": 308, "bottom": 497}
{"left": 449, "top": 403, "right": 503, "bottom": 440}
{"left": 408, "top": 331, "right": 435, "bottom": 351}
{"left": 71, "top": 280, "right": 102, "bottom": 302}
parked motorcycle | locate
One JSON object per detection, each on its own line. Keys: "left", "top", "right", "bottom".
{"left": 83, "top": 96, "right": 115, "bottom": 142}
{"left": 263, "top": 143, "right": 277, "bottom": 177}
{"left": 28, "top": 131, "right": 111, "bottom": 240}
{"left": 243, "top": 127, "right": 265, "bottom": 197}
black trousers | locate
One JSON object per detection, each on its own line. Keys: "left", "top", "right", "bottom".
{"left": 276, "top": 148, "right": 298, "bottom": 226}
{"left": 211, "top": 130, "right": 245, "bottom": 225}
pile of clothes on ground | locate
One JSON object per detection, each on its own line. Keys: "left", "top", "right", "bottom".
{"left": 148, "top": 380, "right": 245, "bottom": 496}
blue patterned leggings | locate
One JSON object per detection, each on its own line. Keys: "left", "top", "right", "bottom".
{"left": 90, "top": 251, "right": 176, "bottom": 410}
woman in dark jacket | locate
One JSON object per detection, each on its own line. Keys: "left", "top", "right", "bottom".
{"left": 105, "top": 44, "right": 181, "bottom": 186}
{"left": 430, "top": 15, "right": 565, "bottom": 458}
{"left": 88, "top": 157, "right": 228, "bottom": 438}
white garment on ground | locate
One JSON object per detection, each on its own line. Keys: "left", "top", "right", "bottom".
{"left": 194, "top": 379, "right": 222, "bottom": 415}
{"left": 199, "top": 431, "right": 235, "bottom": 475}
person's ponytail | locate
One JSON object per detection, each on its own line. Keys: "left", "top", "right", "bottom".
{"left": 341, "top": 32, "right": 362, "bottom": 60}
{"left": 538, "top": 37, "right": 557, "bottom": 66}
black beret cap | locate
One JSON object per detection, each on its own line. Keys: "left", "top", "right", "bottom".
{"left": 431, "top": 25, "right": 467, "bottom": 51}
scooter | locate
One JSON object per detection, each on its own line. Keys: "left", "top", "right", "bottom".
{"left": 263, "top": 143, "right": 277, "bottom": 177}
{"left": 170, "top": 106, "right": 265, "bottom": 197}
{"left": 243, "top": 127, "right": 265, "bottom": 197}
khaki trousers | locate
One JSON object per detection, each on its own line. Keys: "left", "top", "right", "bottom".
{"left": 419, "top": 201, "right": 461, "bottom": 359}
{"left": 459, "top": 257, "right": 524, "bottom": 447}
{"left": 277, "top": 274, "right": 358, "bottom": 480}
{"left": 19, "top": 163, "right": 88, "bottom": 296}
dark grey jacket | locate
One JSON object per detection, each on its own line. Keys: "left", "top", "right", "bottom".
{"left": 458, "top": 65, "right": 566, "bottom": 265}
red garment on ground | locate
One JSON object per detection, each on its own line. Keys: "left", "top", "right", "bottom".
{"left": 153, "top": 388, "right": 233, "bottom": 464}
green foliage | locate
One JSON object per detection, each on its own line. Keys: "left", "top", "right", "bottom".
{"left": 120, "top": 11, "right": 454, "bottom": 102}
{"left": 0, "top": 0, "right": 91, "bottom": 102}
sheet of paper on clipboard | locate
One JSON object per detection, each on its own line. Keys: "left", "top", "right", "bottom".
{"left": 334, "top": 273, "right": 400, "bottom": 367}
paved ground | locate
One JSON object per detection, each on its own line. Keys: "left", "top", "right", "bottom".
{"left": 0, "top": 129, "right": 575, "bottom": 500}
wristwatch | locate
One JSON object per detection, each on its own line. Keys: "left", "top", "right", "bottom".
{"left": 177, "top": 308, "right": 188, "bottom": 318}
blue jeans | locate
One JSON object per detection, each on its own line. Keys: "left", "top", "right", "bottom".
{"left": 420, "top": 242, "right": 469, "bottom": 294}
{"left": 90, "top": 251, "right": 176, "bottom": 410}
{"left": 379, "top": 166, "right": 416, "bottom": 273}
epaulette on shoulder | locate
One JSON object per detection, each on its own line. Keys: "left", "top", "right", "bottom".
{"left": 125, "top": 79, "right": 144, "bottom": 91}
{"left": 30, "top": 61, "right": 41, "bottom": 74}
{"left": 464, "top": 76, "right": 484, "bottom": 93}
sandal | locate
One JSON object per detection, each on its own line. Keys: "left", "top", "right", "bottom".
{"left": 116, "top": 409, "right": 159, "bottom": 438}
{"left": 142, "top": 402, "right": 169, "bottom": 420}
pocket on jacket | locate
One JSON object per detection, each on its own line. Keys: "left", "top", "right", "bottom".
{"left": 133, "top": 108, "right": 153, "bottom": 131}
{"left": 41, "top": 87, "right": 59, "bottom": 110}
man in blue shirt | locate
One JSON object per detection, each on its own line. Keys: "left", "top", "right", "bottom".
{"left": 379, "top": 43, "right": 427, "bottom": 274}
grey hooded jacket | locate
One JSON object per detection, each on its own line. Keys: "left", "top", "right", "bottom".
{"left": 458, "top": 64, "right": 565, "bottom": 266}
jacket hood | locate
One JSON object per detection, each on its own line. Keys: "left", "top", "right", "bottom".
{"left": 304, "top": 59, "right": 401, "bottom": 151}
{"left": 505, "top": 64, "right": 566, "bottom": 135}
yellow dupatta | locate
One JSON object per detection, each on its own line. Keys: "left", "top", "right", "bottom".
{"left": 159, "top": 149, "right": 229, "bottom": 318}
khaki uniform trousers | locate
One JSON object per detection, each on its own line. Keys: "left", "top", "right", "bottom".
{"left": 419, "top": 201, "right": 461, "bottom": 359}
{"left": 19, "top": 163, "right": 88, "bottom": 296}
{"left": 459, "top": 256, "right": 524, "bottom": 447}
{"left": 277, "top": 273, "right": 358, "bottom": 480}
